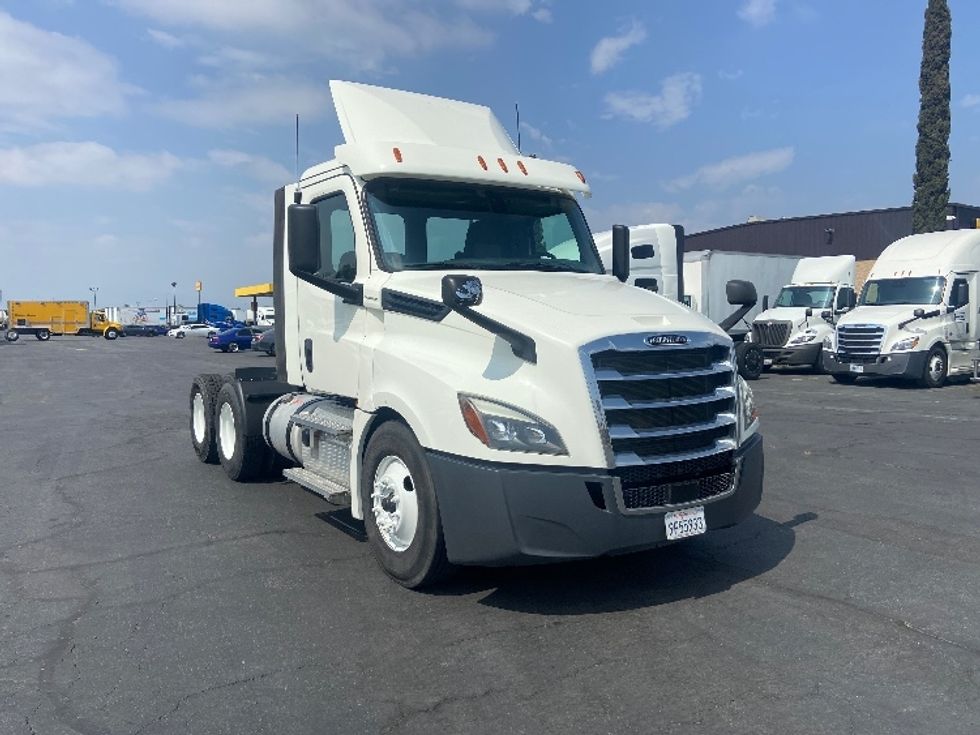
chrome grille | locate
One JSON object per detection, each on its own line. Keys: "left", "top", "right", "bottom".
{"left": 583, "top": 333, "right": 738, "bottom": 514}
{"left": 837, "top": 324, "right": 884, "bottom": 359}
{"left": 752, "top": 320, "right": 792, "bottom": 347}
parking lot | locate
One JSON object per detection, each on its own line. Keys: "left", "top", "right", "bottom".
{"left": 1, "top": 336, "right": 978, "bottom": 735}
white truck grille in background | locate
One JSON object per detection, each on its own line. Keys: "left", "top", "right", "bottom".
{"left": 582, "top": 334, "right": 738, "bottom": 514}
{"left": 837, "top": 324, "right": 885, "bottom": 361}
{"left": 752, "top": 321, "right": 793, "bottom": 347}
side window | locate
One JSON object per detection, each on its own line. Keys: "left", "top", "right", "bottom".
{"left": 949, "top": 278, "right": 969, "bottom": 309}
{"left": 312, "top": 193, "right": 357, "bottom": 283}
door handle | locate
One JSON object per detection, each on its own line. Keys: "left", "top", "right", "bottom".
{"left": 304, "top": 338, "right": 313, "bottom": 372}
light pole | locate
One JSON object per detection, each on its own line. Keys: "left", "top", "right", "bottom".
{"left": 88, "top": 286, "right": 99, "bottom": 310}
{"left": 171, "top": 281, "right": 177, "bottom": 325}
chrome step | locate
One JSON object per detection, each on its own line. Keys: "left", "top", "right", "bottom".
{"left": 283, "top": 467, "right": 350, "bottom": 505}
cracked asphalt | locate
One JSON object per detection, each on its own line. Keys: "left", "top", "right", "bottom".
{"left": 1, "top": 336, "right": 979, "bottom": 734}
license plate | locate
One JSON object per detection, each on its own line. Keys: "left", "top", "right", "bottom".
{"left": 665, "top": 506, "right": 706, "bottom": 541}
{"left": 849, "top": 364, "right": 864, "bottom": 373}
{"left": 763, "top": 358, "right": 773, "bottom": 366}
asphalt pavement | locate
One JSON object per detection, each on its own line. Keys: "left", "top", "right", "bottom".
{"left": 1, "top": 335, "right": 978, "bottom": 734}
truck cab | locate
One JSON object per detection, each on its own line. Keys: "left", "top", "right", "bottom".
{"left": 824, "top": 231, "right": 980, "bottom": 387}
{"left": 593, "top": 224, "right": 685, "bottom": 301}
{"left": 189, "top": 82, "right": 764, "bottom": 588}
{"left": 748, "top": 255, "right": 856, "bottom": 371}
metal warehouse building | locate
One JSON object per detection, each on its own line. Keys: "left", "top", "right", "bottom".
{"left": 686, "top": 203, "right": 980, "bottom": 261}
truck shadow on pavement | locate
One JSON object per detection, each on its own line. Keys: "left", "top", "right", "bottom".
{"left": 434, "top": 512, "right": 814, "bottom": 615}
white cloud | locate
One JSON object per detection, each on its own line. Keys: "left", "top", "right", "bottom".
{"left": 590, "top": 20, "right": 646, "bottom": 75}
{"left": 156, "top": 77, "right": 330, "bottom": 129}
{"left": 602, "top": 73, "right": 703, "bottom": 129}
{"left": 198, "top": 46, "right": 278, "bottom": 70}
{"left": 146, "top": 28, "right": 184, "bottom": 48}
{"left": 585, "top": 201, "right": 684, "bottom": 233}
{"left": 0, "top": 142, "right": 182, "bottom": 189}
{"left": 738, "top": 0, "right": 777, "bottom": 27}
{"left": 666, "top": 147, "right": 794, "bottom": 191}
{"left": 531, "top": 7, "right": 553, "bottom": 23}
{"left": 208, "top": 149, "right": 291, "bottom": 184}
{"left": 456, "top": 0, "right": 532, "bottom": 14}
{"left": 0, "top": 11, "right": 133, "bottom": 131}
{"left": 718, "top": 68, "right": 744, "bottom": 80}
{"left": 112, "top": 0, "right": 494, "bottom": 71}
{"left": 520, "top": 121, "right": 553, "bottom": 149}
{"left": 961, "top": 93, "right": 980, "bottom": 109}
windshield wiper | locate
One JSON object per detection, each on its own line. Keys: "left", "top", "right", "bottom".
{"left": 494, "top": 261, "right": 590, "bottom": 273}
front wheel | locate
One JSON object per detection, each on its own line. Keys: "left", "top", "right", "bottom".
{"left": 918, "top": 345, "right": 947, "bottom": 388}
{"left": 736, "top": 342, "right": 764, "bottom": 380}
{"left": 175, "top": 332, "right": 185, "bottom": 339}
{"left": 362, "top": 421, "right": 453, "bottom": 589}
{"left": 104, "top": 328, "right": 118, "bottom": 340}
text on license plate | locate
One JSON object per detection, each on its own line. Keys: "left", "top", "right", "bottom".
{"left": 849, "top": 363, "right": 864, "bottom": 373}
{"left": 665, "top": 506, "right": 706, "bottom": 541}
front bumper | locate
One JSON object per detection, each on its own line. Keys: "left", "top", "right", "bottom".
{"left": 428, "top": 433, "right": 764, "bottom": 566}
{"left": 762, "top": 342, "right": 821, "bottom": 366}
{"left": 823, "top": 351, "right": 926, "bottom": 378}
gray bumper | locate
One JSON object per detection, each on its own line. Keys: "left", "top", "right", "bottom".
{"left": 823, "top": 351, "right": 926, "bottom": 378}
{"left": 428, "top": 434, "right": 764, "bottom": 566}
{"left": 762, "top": 342, "right": 821, "bottom": 366}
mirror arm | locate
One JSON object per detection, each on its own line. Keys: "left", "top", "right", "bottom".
{"left": 449, "top": 305, "right": 537, "bottom": 363}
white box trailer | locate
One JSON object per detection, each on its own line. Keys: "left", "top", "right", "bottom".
{"left": 683, "top": 250, "right": 802, "bottom": 334}
{"left": 186, "top": 81, "right": 765, "bottom": 589}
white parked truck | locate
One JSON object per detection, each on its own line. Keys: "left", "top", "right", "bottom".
{"left": 188, "top": 81, "right": 764, "bottom": 588}
{"left": 748, "top": 255, "right": 856, "bottom": 371}
{"left": 824, "top": 230, "right": 980, "bottom": 387}
{"left": 594, "top": 224, "right": 685, "bottom": 301}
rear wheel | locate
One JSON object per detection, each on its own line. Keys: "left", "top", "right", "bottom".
{"left": 228, "top": 342, "right": 240, "bottom": 353}
{"left": 918, "top": 345, "right": 947, "bottom": 388}
{"left": 362, "top": 421, "right": 453, "bottom": 589}
{"left": 736, "top": 342, "right": 764, "bottom": 380}
{"left": 214, "top": 382, "right": 275, "bottom": 481}
{"left": 35, "top": 329, "right": 51, "bottom": 341}
{"left": 190, "top": 374, "right": 223, "bottom": 463}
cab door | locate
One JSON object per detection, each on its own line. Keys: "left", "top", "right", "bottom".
{"left": 292, "top": 175, "right": 368, "bottom": 399}
{"left": 946, "top": 273, "right": 975, "bottom": 353}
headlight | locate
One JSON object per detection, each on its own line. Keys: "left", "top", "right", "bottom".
{"left": 744, "top": 331, "right": 754, "bottom": 343}
{"left": 736, "top": 375, "right": 759, "bottom": 442}
{"left": 889, "top": 336, "right": 920, "bottom": 352}
{"left": 458, "top": 395, "right": 567, "bottom": 455}
{"left": 788, "top": 329, "right": 819, "bottom": 345}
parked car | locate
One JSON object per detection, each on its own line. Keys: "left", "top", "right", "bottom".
{"left": 168, "top": 324, "right": 217, "bottom": 339}
{"left": 252, "top": 328, "right": 276, "bottom": 356}
{"left": 123, "top": 324, "right": 167, "bottom": 336}
{"left": 208, "top": 327, "right": 261, "bottom": 352}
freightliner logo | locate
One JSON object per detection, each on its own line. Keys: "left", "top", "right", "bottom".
{"left": 645, "top": 334, "right": 688, "bottom": 346}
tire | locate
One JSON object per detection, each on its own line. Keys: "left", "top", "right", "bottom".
{"left": 190, "top": 374, "right": 223, "bottom": 463}
{"left": 228, "top": 342, "right": 240, "bottom": 353}
{"left": 362, "top": 421, "right": 454, "bottom": 589}
{"left": 918, "top": 345, "right": 947, "bottom": 388}
{"left": 104, "top": 328, "right": 119, "bottom": 340}
{"left": 214, "top": 382, "right": 275, "bottom": 481}
{"left": 736, "top": 342, "right": 764, "bottom": 380}
{"left": 269, "top": 346, "right": 276, "bottom": 357}
{"left": 36, "top": 329, "right": 51, "bottom": 341}
{"left": 6, "top": 330, "right": 20, "bottom": 342}
{"left": 831, "top": 373, "right": 857, "bottom": 384}
{"left": 175, "top": 332, "right": 185, "bottom": 339}
{"left": 811, "top": 348, "right": 825, "bottom": 375}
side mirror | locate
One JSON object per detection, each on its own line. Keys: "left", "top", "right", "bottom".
{"left": 635, "top": 278, "right": 659, "bottom": 292}
{"left": 612, "top": 225, "right": 629, "bottom": 283}
{"left": 726, "top": 279, "right": 758, "bottom": 307}
{"left": 805, "top": 307, "right": 813, "bottom": 318}
{"left": 441, "top": 274, "right": 483, "bottom": 308}
{"left": 630, "top": 244, "right": 655, "bottom": 260}
{"left": 821, "top": 310, "right": 833, "bottom": 321}
{"left": 762, "top": 295, "right": 769, "bottom": 311}
{"left": 913, "top": 308, "right": 925, "bottom": 318}
{"left": 288, "top": 203, "right": 320, "bottom": 274}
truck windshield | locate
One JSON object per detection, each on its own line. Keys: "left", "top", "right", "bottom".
{"left": 860, "top": 277, "right": 945, "bottom": 306}
{"left": 364, "top": 179, "right": 603, "bottom": 273}
{"left": 773, "top": 286, "right": 835, "bottom": 309}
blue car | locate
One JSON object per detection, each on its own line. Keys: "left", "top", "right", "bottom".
{"left": 208, "top": 327, "right": 260, "bottom": 353}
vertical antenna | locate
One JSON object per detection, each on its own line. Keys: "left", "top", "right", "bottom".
{"left": 515, "top": 103, "right": 521, "bottom": 153}
{"left": 294, "top": 113, "right": 301, "bottom": 203}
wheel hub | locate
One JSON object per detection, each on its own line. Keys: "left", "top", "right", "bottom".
{"left": 192, "top": 392, "right": 206, "bottom": 443}
{"left": 218, "top": 402, "right": 236, "bottom": 460}
{"left": 371, "top": 456, "right": 419, "bottom": 553}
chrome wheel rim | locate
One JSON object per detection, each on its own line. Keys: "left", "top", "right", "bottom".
{"left": 218, "top": 402, "right": 236, "bottom": 460}
{"left": 192, "top": 392, "right": 206, "bottom": 443}
{"left": 928, "top": 353, "right": 944, "bottom": 382}
{"left": 371, "top": 456, "right": 418, "bottom": 553}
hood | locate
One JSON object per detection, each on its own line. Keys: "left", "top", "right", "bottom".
{"left": 754, "top": 307, "right": 820, "bottom": 325}
{"left": 381, "top": 270, "right": 727, "bottom": 346}
{"left": 837, "top": 304, "right": 938, "bottom": 328}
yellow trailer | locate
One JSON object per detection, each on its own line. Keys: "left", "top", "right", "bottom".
{"left": 5, "top": 301, "right": 124, "bottom": 341}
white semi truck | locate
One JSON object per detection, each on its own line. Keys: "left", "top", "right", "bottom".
{"left": 824, "top": 230, "right": 980, "bottom": 387}
{"left": 747, "top": 256, "right": 856, "bottom": 372}
{"left": 594, "top": 224, "right": 685, "bottom": 301}
{"left": 188, "top": 82, "right": 764, "bottom": 588}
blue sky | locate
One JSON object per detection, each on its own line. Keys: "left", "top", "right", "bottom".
{"left": 1, "top": 0, "right": 979, "bottom": 308}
